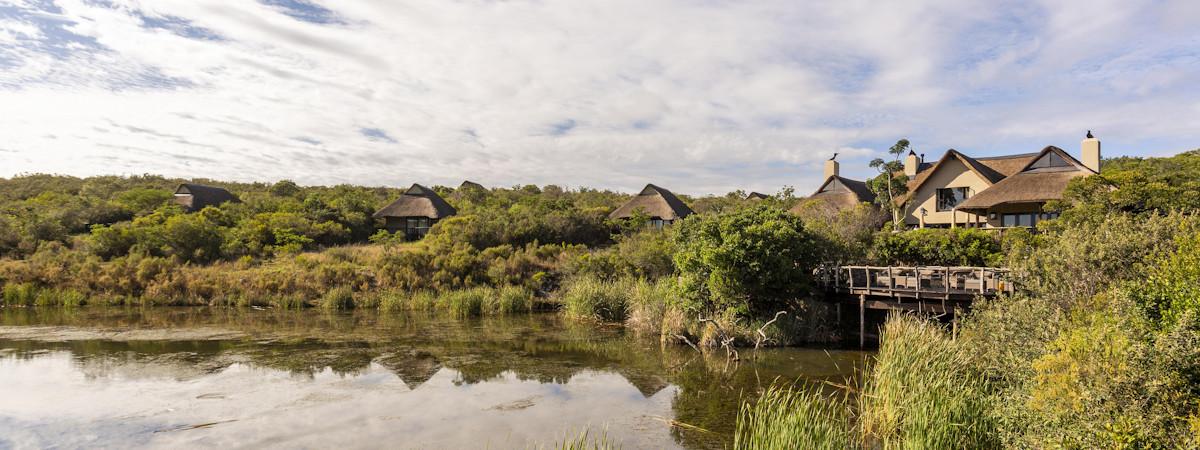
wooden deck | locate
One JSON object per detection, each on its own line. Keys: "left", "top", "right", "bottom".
{"left": 817, "top": 265, "right": 1015, "bottom": 347}
{"left": 817, "top": 265, "right": 1014, "bottom": 302}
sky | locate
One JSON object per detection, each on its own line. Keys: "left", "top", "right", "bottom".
{"left": 1, "top": 0, "right": 1198, "bottom": 196}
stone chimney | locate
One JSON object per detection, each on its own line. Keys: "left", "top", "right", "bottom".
{"left": 1082, "top": 131, "right": 1101, "bottom": 173}
{"left": 824, "top": 158, "right": 839, "bottom": 180}
{"left": 904, "top": 150, "right": 920, "bottom": 177}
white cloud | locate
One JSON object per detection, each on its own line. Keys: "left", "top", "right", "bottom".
{"left": 0, "top": 0, "right": 1197, "bottom": 195}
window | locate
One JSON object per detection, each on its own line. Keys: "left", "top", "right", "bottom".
{"left": 1002, "top": 213, "right": 1037, "bottom": 228}
{"left": 1026, "top": 151, "right": 1072, "bottom": 171}
{"left": 936, "top": 187, "right": 971, "bottom": 212}
{"left": 404, "top": 217, "right": 432, "bottom": 240}
{"left": 648, "top": 218, "right": 671, "bottom": 229}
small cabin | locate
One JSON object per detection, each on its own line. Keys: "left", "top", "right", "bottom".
{"left": 172, "top": 183, "right": 239, "bottom": 212}
{"left": 609, "top": 184, "right": 694, "bottom": 228}
{"left": 373, "top": 184, "right": 457, "bottom": 240}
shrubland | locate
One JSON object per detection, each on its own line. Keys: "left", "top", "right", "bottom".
{"left": 732, "top": 149, "right": 1200, "bottom": 449}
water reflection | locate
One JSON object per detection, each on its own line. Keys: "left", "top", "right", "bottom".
{"left": 0, "top": 308, "right": 867, "bottom": 449}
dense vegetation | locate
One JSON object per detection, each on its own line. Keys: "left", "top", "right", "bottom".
{"left": 3, "top": 149, "right": 1200, "bottom": 448}
{"left": 734, "top": 149, "right": 1200, "bottom": 449}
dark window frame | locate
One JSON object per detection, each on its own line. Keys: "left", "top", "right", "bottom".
{"left": 936, "top": 187, "right": 971, "bottom": 212}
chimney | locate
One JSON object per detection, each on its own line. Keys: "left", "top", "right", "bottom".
{"left": 1082, "top": 131, "right": 1101, "bottom": 173}
{"left": 904, "top": 150, "right": 919, "bottom": 177}
{"left": 824, "top": 158, "right": 839, "bottom": 179}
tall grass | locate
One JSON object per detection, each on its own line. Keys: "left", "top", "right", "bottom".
{"left": 489, "top": 285, "right": 534, "bottom": 314}
{"left": 319, "top": 286, "right": 355, "bottom": 310}
{"left": 858, "top": 313, "right": 996, "bottom": 449}
{"left": 733, "top": 384, "right": 851, "bottom": 450}
{"left": 560, "top": 275, "right": 632, "bottom": 322}
{"left": 444, "top": 287, "right": 486, "bottom": 317}
{"left": 540, "top": 429, "right": 619, "bottom": 450}
{"left": 625, "top": 278, "right": 675, "bottom": 334}
{"left": 3, "top": 283, "right": 86, "bottom": 307}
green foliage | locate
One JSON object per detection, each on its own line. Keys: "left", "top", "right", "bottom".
{"left": 1053, "top": 150, "right": 1200, "bottom": 223}
{"left": 1130, "top": 227, "right": 1200, "bottom": 326}
{"left": 867, "top": 139, "right": 912, "bottom": 231}
{"left": 1020, "top": 295, "right": 1200, "bottom": 449}
{"left": 733, "top": 384, "right": 850, "bottom": 450}
{"left": 791, "top": 200, "right": 883, "bottom": 264}
{"left": 1010, "top": 213, "right": 1192, "bottom": 308}
{"left": 673, "top": 205, "right": 818, "bottom": 317}
{"left": 870, "top": 227, "right": 1002, "bottom": 266}
{"left": 566, "top": 228, "right": 676, "bottom": 281}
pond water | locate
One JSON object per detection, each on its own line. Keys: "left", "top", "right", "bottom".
{"left": 0, "top": 308, "right": 867, "bottom": 449}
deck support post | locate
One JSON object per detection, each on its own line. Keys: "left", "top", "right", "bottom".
{"left": 951, "top": 307, "right": 959, "bottom": 341}
{"left": 859, "top": 294, "right": 866, "bottom": 349}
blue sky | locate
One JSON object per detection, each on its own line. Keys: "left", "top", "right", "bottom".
{"left": 1, "top": 0, "right": 1198, "bottom": 195}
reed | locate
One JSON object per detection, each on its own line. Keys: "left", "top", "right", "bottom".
{"left": 2, "top": 283, "right": 37, "bottom": 306}
{"left": 733, "top": 384, "right": 851, "bottom": 450}
{"left": 543, "top": 429, "right": 619, "bottom": 450}
{"left": 857, "top": 313, "right": 996, "bottom": 449}
{"left": 560, "top": 275, "right": 630, "bottom": 322}
{"left": 490, "top": 285, "right": 534, "bottom": 314}
{"left": 444, "top": 287, "right": 487, "bottom": 317}
{"left": 319, "top": 286, "right": 355, "bottom": 310}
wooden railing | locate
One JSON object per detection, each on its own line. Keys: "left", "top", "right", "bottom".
{"left": 816, "top": 265, "right": 1014, "bottom": 300}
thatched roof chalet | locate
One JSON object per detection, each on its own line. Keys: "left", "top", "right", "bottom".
{"left": 957, "top": 146, "right": 1096, "bottom": 212}
{"left": 791, "top": 176, "right": 876, "bottom": 214}
{"left": 897, "top": 133, "right": 1101, "bottom": 228}
{"left": 173, "top": 183, "right": 239, "bottom": 212}
{"left": 458, "top": 180, "right": 486, "bottom": 191}
{"left": 897, "top": 149, "right": 1040, "bottom": 206}
{"left": 373, "top": 184, "right": 457, "bottom": 220}
{"left": 745, "top": 192, "right": 771, "bottom": 201}
{"left": 609, "top": 184, "right": 694, "bottom": 221}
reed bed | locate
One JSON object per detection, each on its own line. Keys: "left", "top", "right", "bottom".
{"left": 732, "top": 314, "right": 996, "bottom": 449}
{"left": 858, "top": 314, "right": 996, "bottom": 449}
{"left": 733, "top": 384, "right": 851, "bottom": 450}
{"left": 559, "top": 275, "right": 633, "bottom": 322}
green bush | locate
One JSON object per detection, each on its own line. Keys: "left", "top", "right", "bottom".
{"left": 673, "top": 204, "right": 818, "bottom": 317}
{"left": 870, "top": 227, "right": 1001, "bottom": 266}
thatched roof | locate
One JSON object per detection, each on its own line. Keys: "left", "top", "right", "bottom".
{"left": 794, "top": 176, "right": 876, "bottom": 211}
{"left": 958, "top": 146, "right": 1094, "bottom": 211}
{"left": 745, "top": 192, "right": 771, "bottom": 201}
{"left": 609, "top": 184, "right": 694, "bottom": 221}
{"left": 976, "top": 152, "right": 1039, "bottom": 177}
{"left": 373, "top": 184, "right": 457, "bottom": 219}
{"left": 458, "top": 180, "right": 485, "bottom": 191}
{"left": 897, "top": 149, "right": 1012, "bottom": 206}
{"left": 173, "top": 183, "right": 239, "bottom": 212}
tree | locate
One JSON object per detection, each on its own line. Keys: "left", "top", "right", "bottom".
{"left": 868, "top": 139, "right": 912, "bottom": 231}
{"left": 672, "top": 205, "right": 819, "bottom": 317}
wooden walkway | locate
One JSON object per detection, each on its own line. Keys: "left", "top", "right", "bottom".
{"left": 816, "top": 265, "right": 1015, "bottom": 347}
{"left": 817, "top": 265, "right": 1014, "bottom": 301}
